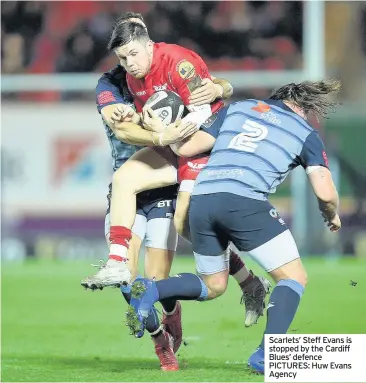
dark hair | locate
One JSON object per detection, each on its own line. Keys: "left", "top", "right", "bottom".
{"left": 114, "top": 12, "right": 145, "bottom": 25}
{"left": 269, "top": 79, "right": 341, "bottom": 119}
{"left": 107, "top": 21, "right": 149, "bottom": 51}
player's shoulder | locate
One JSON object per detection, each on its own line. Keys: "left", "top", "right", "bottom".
{"left": 156, "top": 42, "right": 201, "bottom": 62}
{"left": 259, "top": 99, "right": 315, "bottom": 133}
{"left": 97, "top": 65, "right": 127, "bottom": 87}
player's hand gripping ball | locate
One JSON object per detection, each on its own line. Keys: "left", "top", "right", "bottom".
{"left": 143, "top": 90, "right": 185, "bottom": 130}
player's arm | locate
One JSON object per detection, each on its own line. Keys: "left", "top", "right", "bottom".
{"left": 188, "top": 77, "right": 233, "bottom": 105}
{"left": 171, "top": 131, "right": 215, "bottom": 157}
{"left": 168, "top": 53, "right": 218, "bottom": 127}
{"left": 171, "top": 109, "right": 224, "bottom": 157}
{"left": 211, "top": 77, "right": 233, "bottom": 100}
{"left": 299, "top": 131, "right": 341, "bottom": 231}
{"left": 101, "top": 104, "right": 140, "bottom": 128}
{"left": 101, "top": 104, "right": 158, "bottom": 145}
{"left": 97, "top": 76, "right": 195, "bottom": 146}
{"left": 105, "top": 111, "right": 197, "bottom": 147}
{"left": 308, "top": 167, "right": 339, "bottom": 220}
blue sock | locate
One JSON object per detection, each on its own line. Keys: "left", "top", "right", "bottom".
{"left": 145, "top": 306, "right": 161, "bottom": 334}
{"left": 120, "top": 283, "right": 132, "bottom": 303}
{"left": 260, "top": 279, "right": 304, "bottom": 349}
{"left": 120, "top": 279, "right": 160, "bottom": 333}
{"left": 156, "top": 273, "right": 208, "bottom": 301}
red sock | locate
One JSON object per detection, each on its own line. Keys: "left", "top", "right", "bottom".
{"left": 228, "top": 248, "right": 245, "bottom": 275}
{"left": 239, "top": 273, "right": 254, "bottom": 291}
{"left": 109, "top": 226, "right": 132, "bottom": 262}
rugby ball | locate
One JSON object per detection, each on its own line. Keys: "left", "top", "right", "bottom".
{"left": 144, "top": 90, "right": 185, "bottom": 125}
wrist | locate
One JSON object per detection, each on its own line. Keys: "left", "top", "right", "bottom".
{"left": 133, "top": 113, "right": 142, "bottom": 125}
{"left": 215, "top": 83, "right": 224, "bottom": 99}
{"left": 152, "top": 132, "right": 164, "bottom": 146}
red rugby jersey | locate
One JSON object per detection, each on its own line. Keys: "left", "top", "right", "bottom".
{"left": 126, "top": 42, "right": 224, "bottom": 113}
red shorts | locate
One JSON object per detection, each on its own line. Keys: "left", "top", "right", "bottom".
{"left": 178, "top": 154, "right": 209, "bottom": 192}
{"left": 152, "top": 147, "right": 209, "bottom": 193}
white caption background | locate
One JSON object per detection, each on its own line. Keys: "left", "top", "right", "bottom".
{"left": 265, "top": 334, "right": 366, "bottom": 382}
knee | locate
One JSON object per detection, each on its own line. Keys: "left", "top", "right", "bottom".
{"left": 273, "top": 267, "right": 308, "bottom": 288}
{"left": 297, "top": 270, "right": 308, "bottom": 288}
{"left": 112, "top": 166, "right": 123, "bottom": 182}
{"left": 202, "top": 273, "right": 228, "bottom": 299}
{"left": 289, "top": 267, "right": 308, "bottom": 288}
{"left": 112, "top": 165, "right": 134, "bottom": 188}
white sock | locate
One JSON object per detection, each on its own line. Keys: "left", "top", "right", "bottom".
{"left": 108, "top": 244, "right": 128, "bottom": 263}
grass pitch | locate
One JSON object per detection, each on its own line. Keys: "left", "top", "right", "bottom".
{"left": 2, "top": 256, "right": 366, "bottom": 382}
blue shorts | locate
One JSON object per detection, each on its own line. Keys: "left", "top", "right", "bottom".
{"left": 105, "top": 184, "right": 178, "bottom": 250}
{"left": 189, "top": 193, "right": 288, "bottom": 255}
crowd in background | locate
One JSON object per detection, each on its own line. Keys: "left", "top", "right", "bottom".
{"left": 1, "top": 1, "right": 304, "bottom": 75}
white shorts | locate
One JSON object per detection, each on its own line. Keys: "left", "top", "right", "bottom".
{"left": 248, "top": 230, "right": 300, "bottom": 272}
{"left": 105, "top": 213, "right": 178, "bottom": 251}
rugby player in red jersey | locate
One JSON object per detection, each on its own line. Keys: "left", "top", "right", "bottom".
{"left": 83, "top": 16, "right": 271, "bottom": 346}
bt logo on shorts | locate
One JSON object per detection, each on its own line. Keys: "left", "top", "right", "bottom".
{"left": 269, "top": 208, "right": 286, "bottom": 225}
{"left": 157, "top": 200, "right": 173, "bottom": 208}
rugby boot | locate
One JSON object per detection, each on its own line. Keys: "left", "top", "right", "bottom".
{"left": 81, "top": 259, "right": 131, "bottom": 290}
{"left": 241, "top": 272, "right": 272, "bottom": 327}
{"left": 126, "top": 278, "right": 159, "bottom": 337}
{"left": 152, "top": 330, "right": 179, "bottom": 371}
{"left": 248, "top": 347, "right": 264, "bottom": 374}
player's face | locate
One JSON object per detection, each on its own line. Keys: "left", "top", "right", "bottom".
{"left": 115, "top": 40, "right": 153, "bottom": 79}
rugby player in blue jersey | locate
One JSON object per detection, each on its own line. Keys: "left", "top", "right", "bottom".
{"left": 124, "top": 79, "right": 342, "bottom": 374}
{"left": 83, "top": 12, "right": 269, "bottom": 371}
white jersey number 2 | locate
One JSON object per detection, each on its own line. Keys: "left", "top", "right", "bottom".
{"left": 228, "top": 119, "right": 268, "bottom": 153}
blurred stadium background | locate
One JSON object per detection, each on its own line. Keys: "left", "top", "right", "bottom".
{"left": 2, "top": 0, "right": 366, "bottom": 260}
{"left": 2, "top": 1, "right": 366, "bottom": 382}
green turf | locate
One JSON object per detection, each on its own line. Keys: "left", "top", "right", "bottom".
{"left": 2, "top": 257, "right": 366, "bottom": 382}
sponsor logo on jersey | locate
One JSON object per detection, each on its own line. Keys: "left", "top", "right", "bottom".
{"left": 176, "top": 60, "right": 196, "bottom": 80}
{"left": 136, "top": 90, "right": 146, "bottom": 96}
{"left": 251, "top": 101, "right": 271, "bottom": 114}
{"left": 153, "top": 83, "right": 168, "bottom": 91}
{"left": 322, "top": 150, "right": 329, "bottom": 167}
{"left": 260, "top": 111, "right": 281, "bottom": 126}
{"left": 97, "top": 91, "right": 116, "bottom": 105}
{"left": 269, "top": 208, "right": 286, "bottom": 225}
{"left": 201, "top": 113, "right": 218, "bottom": 129}
{"left": 187, "top": 161, "right": 206, "bottom": 171}
{"left": 187, "top": 75, "right": 202, "bottom": 93}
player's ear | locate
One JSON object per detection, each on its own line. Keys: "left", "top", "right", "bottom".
{"left": 146, "top": 40, "right": 153, "bottom": 54}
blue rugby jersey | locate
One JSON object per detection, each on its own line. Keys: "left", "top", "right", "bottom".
{"left": 193, "top": 99, "right": 329, "bottom": 200}
{"left": 96, "top": 65, "right": 141, "bottom": 171}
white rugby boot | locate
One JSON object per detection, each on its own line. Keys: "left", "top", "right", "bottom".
{"left": 81, "top": 259, "right": 131, "bottom": 290}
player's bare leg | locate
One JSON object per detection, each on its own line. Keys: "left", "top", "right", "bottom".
{"left": 82, "top": 148, "right": 177, "bottom": 289}
{"left": 175, "top": 190, "right": 271, "bottom": 326}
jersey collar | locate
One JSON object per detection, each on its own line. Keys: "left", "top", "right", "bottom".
{"left": 264, "top": 99, "right": 294, "bottom": 113}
